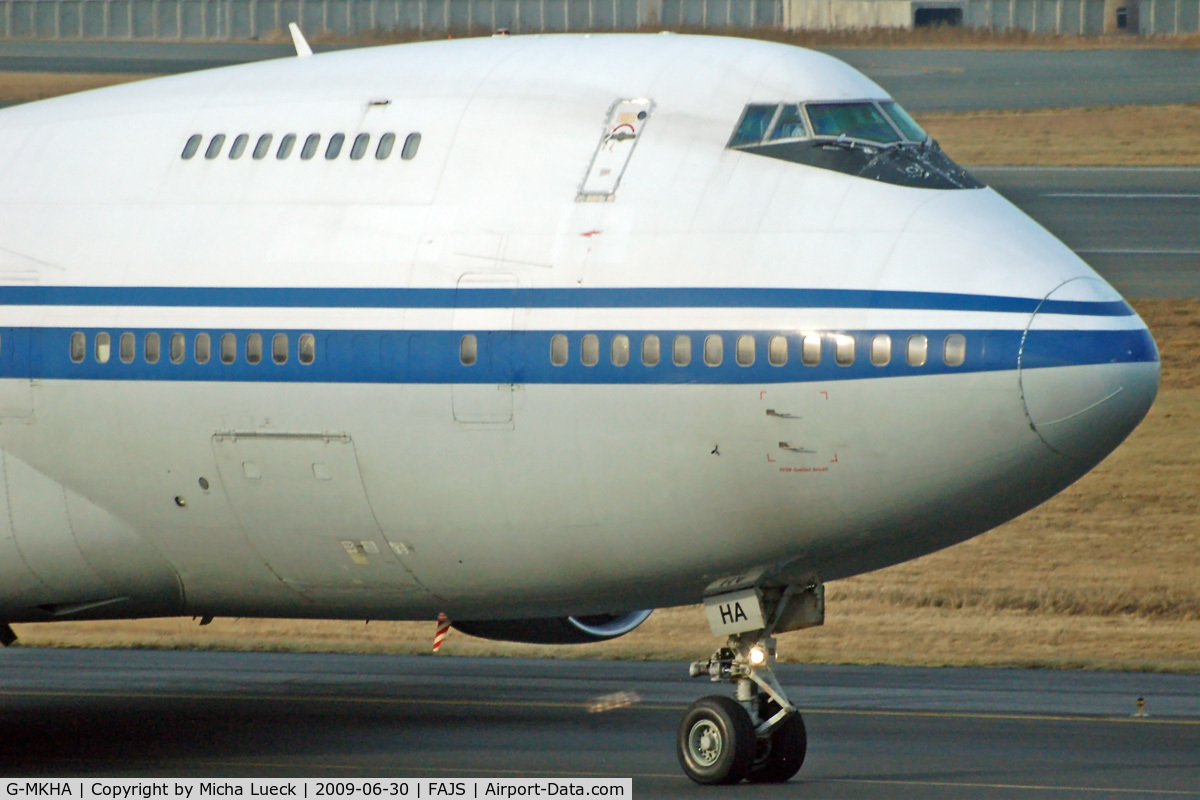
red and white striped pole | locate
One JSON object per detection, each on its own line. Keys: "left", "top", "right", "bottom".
{"left": 432, "top": 612, "right": 451, "bottom": 653}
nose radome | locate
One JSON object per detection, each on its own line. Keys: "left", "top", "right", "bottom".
{"left": 1019, "top": 278, "right": 1160, "bottom": 463}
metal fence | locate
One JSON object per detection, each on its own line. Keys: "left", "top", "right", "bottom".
{"left": 0, "top": 0, "right": 1194, "bottom": 39}
{"left": 0, "top": 0, "right": 779, "bottom": 39}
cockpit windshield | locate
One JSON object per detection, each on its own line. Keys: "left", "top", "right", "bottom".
{"left": 806, "top": 103, "right": 901, "bottom": 144}
{"left": 726, "top": 98, "right": 980, "bottom": 190}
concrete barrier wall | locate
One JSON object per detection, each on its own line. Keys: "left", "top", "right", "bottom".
{"left": 0, "top": 0, "right": 1194, "bottom": 39}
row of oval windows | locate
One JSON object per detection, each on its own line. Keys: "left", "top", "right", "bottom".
{"left": 72, "top": 331, "right": 317, "bottom": 366}
{"left": 460, "top": 332, "right": 968, "bottom": 368}
{"left": 181, "top": 131, "right": 421, "bottom": 162}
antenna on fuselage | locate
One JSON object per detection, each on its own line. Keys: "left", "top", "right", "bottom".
{"left": 289, "top": 22, "right": 313, "bottom": 57}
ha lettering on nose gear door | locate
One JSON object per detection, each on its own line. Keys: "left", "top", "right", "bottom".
{"left": 577, "top": 98, "right": 654, "bottom": 201}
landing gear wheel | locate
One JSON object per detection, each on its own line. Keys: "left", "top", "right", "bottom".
{"left": 677, "top": 695, "right": 756, "bottom": 785}
{"left": 747, "top": 704, "right": 807, "bottom": 783}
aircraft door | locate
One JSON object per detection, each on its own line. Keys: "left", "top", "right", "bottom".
{"left": 577, "top": 98, "right": 654, "bottom": 201}
{"left": 0, "top": 326, "right": 34, "bottom": 421}
{"left": 451, "top": 273, "right": 520, "bottom": 428}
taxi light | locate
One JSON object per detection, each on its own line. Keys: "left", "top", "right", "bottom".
{"left": 749, "top": 646, "right": 767, "bottom": 666}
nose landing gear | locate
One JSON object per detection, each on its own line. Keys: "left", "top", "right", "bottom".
{"left": 680, "top": 633, "right": 807, "bottom": 784}
{"left": 677, "top": 578, "right": 822, "bottom": 784}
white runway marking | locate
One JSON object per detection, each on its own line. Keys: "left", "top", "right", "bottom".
{"left": 1075, "top": 248, "right": 1200, "bottom": 255}
{"left": 1044, "top": 192, "right": 1200, "bottom": 199}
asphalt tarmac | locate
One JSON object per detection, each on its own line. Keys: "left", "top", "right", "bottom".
{"left": 1, "top": 648, "right": 1198, "bottom": 797}
{"left": 977, "top": 166, "right": 1200, "bottom": 298}
{"left": 0, "top": 41, "right": 1198, "bottom": 112}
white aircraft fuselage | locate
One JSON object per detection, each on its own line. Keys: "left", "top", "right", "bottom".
{"left": 0, "top": 34, "right": 1158, "bottom": 630}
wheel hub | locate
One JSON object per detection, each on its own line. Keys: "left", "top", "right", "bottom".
{"left": 689, "top": 720, "right": 722, "bottom": 766}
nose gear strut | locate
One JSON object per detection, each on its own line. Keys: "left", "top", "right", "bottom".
{"left": 677, "top": 578, "right": 822, "bottom": 784}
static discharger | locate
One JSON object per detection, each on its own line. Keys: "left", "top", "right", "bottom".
{"left": 433, "top": 612, "right": 451, "bottom": 652}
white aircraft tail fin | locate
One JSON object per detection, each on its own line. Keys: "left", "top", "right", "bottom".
{"left": 289, "top": 23, "right": 313, "bottom": 58}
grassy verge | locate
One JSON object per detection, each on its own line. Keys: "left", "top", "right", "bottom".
{"left": 915, "top": 105, "right": 1200, "bottom": 166}
{"left": 13, "top": 300, "right": 1199, "bottom": 672}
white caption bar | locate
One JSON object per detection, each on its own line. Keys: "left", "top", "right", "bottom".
{"left": 3, "top": 780, "right": 633, "bottom": 800}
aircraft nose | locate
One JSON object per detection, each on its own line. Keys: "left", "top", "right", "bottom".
{"left": 1019, "top": 278, "right": 1160, "bottom": 463}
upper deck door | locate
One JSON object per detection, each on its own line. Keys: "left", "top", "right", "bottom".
{"left": 577, "top": 98, "right": 654, "bottom": 201}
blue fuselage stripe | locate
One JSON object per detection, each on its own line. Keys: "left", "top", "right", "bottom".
{"left": 0, "top": 287, "right": 1136, "bottom": 317}
{"left": 1, "top": 327, "right": 1158, "bottom": 385}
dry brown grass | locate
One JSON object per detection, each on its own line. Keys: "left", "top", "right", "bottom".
{"left": 915, "top": 104, "right": 1200, "bottom": 166}
{"left": 13, "top": 300, "right": 1200, "bottom": 672}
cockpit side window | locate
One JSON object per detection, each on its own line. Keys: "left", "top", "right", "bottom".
{"left": 767, "top": 104, "right": 807, "bottom": 141}
{"left": 806, "top": 103, "right": 900, "bottom": 144}
{"left": 729, "top": 104, "right": 779, "bottom": 148}
{"left": 880, "top": 101, "right": 927, "bottom": 143}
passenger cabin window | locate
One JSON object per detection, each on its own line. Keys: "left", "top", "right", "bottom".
{"left": 736, "top": 335, "right": 755, "bottom": 366}
{"left": 70, "top": 332, "right": 85, "bottom": 363}
{"left": 277, "top": 134, "right": 297, "bottom": 159}
{"left": 326, "top": 133, "right": 345, "bottom": 160}
{"left": 801, "top": 334, "right": 821, "bottom": 366}
{"left": 182, "top": 134, "right": 202, "bottom": 159}
{"left": 871, "top": 334, "right": 891, "bottom": 366}
{"left": 376, "top": 133, "right": 396, "bottom": 159}
{"left": 253, "top": 134, "right": 273, "bottom": 160}
{"left": 768, "top": 335, "right": 787, "bottom": 366}
{"left": 301, "top": 134, "right": 321, "bottom": 160}
{"left": 205, "top": 134, "right": 226, "bottom": 160}
{"left": 704, "top": 335, "right": 723, "bottom": 367}
{"left": 228, "top": 134, "right": 249, "bottom": 160}
{"left": 460, "top": 334, "right": 477, "bottom": 366}
{"left": 907, "top": 334, "right": 928, "bottom": 367}
{"left": 401, "top": 133, "right": 421, "bottom": 160}
{"left": 119, "top": 332, "right": 135, "bottom": 363}
{"left": 220, "top": 333, "right": 236, "bottom": 364}
{"left": 246, "top": 333, "right": 263, "bottom": 365}
{"left": 195, "top": 333, "right": 211, "bottom": 365}
{"left": 581, "top": 334, "right": 599, "bottom": 367}
{"left": 834, "top": 334, "right": 855, "bottom": 366}
{"left": 144, "top": 332, "right": 160, "bottom": 364}
{"left": 550, "top": 334, "right": 568, "bottom": 367}
{"left": 298, "top": 333, "right": 316, "bottom": 365}
{"left": 673, "top": 335, "right": 691, "bottom": 367}
{"left": 170, "top": 333, "right": 185, "bottom": 364}
{"left": 95, "top": 332, "right": 111, "bottom": 364}
{"left": 350, "top": 133, "right": 370, "bottom": 160}
{"left": 642, "top": 335, "right": 660, "bottom": 367}
{"left": 944, "top": 334, "right": 967, "bottom": 367}
{"left": 272, "top": 333, "right": 288, "bottom": 364}
{"left": 611, "top": 335, "right": 630, "bottom": 367}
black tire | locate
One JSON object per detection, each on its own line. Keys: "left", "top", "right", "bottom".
{"left": 747, "top": 706, "right": 807, "bottom": 784}
{"left": 676, "top": 695, "right": 756, "bottom": 785}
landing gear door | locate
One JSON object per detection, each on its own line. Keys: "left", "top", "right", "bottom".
{"left": 577, "top": 98, "right": 654, "bottom": 201}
